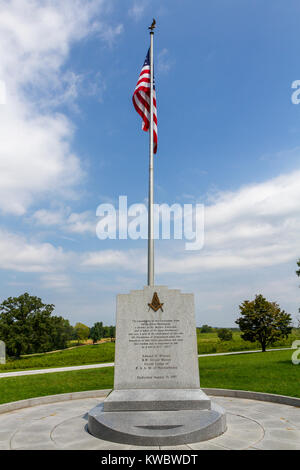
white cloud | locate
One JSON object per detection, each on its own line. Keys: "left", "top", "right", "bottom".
{"left": 40, "top": 273, "right": 72, "bottom": 290}
{"left": 0, "top": 0, "right": 109, "bottom": 89}
{"left": 31, "top": 207, "right": 97, "bottom": 234}
{"left": 98, "top": 23, "right": 124, "bottom": 45}
{"left": 0, "top": 0, "right": 123, "bottom": 215}
{"left": 29, "top": 167, "right": 300, "bottom": 275}
{"left": 67, "top": 211, "right": 96, "bottom": 234}
{"left": 157, "top": 48, "right": 174, "bottom": 74}
{"left": 81, "top": 249, "right": 146, "bottom": 271}
{"left": 156, "top": 168, "right": 300, "bottom": 274}
{"left": 1, "top": 166, "right": 300, "bottom": 324}
{"left": 31, "top": 207, "right": 69, "bottom": 226}
{"left": 205, "top": 169, "right": 300, "bottom": 227}
{"left": 128, "top": 1, "right": 148, "bottom": 21}
{"left": 0, "top": 229, "right": 72, "bottom": 273}
{"left": 0, "top": 103, "right": 83, "bottom": 215}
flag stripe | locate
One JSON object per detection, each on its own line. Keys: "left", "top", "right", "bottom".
{"left": 132, "top": 49, "right": 157, "bottom": 154}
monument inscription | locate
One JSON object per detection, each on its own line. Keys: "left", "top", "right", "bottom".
{"left": 113, "top": 286, "right": 200, "bottom": 390}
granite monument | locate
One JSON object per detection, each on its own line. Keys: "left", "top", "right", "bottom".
{"left": 88, "top": 286, "right": 226, "bottom": 445}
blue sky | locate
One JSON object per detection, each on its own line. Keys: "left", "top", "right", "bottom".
{"left": 0, "top": 0, "right": 300, "bottom": 327}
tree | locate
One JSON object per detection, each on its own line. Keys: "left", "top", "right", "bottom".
{"left": 109, "top": 325, "right": 115, "bottom": 342}
{"left": 217, "top": 328, "right": 233, "bottom": 342}
{"left": 102, "top": 326, "right": 110, "bottom": 338}
{"left": 90, "top": 322, "right": 103, "bottom": 344}
{"left": 74, "top": 322, "right": 90, "bottom": 344}
{"left": 0, "top": 293, "right": 72, "bottom": 357}
{"left": 200, "top": 324, "right": 213, "bottom": 333}
{"left": 49, "top": 317, "right": 73, "bottom": 350}
{"left": 236, "top": 294, "right": 292, "bottom": 352}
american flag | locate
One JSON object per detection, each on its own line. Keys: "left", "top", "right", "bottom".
{"left": 132, "top": 49, "right": 158, "bottom": 154}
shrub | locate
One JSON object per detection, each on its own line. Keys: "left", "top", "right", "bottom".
{"left": 217, "top": 328, "right": 233, "bottom": 342}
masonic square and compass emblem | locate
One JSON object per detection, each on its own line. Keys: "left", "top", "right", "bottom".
{"left": 148, "top": 292, "right": 164, "bottom": 312}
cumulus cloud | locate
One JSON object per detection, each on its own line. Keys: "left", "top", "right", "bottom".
{"left": 31, "top": 207, "right": 69, "bottom": 227}
{"left": 29, "top": 167, "right": 300, "bottom": 276}
{"left": 128, "top": 1, "right": 148, "bottom": 21}
{"left": 98, "top": 23, "right": 123, "bottom": 45}
{"left": 0, "top": 0, "right": 123, "bottom": 215}
{"left": 66, "top": 211, "right": 97, "bottom": 234}
{"left": 157, "top": 48, "right": 174, "bottom": 74}
{"left": 0, "top": 0, "right": 111, "bottom": 89}
{"left": 31, "top": 207, "right": 97, "bottom": 234}
{"left": 2, "top": 162, "right": 300, "bottom": 324}
{"left": 0, "top": 102, "right": 82, "bottom": 215}
{"left": 156, "top": 168, "right": 300, "bottom": 273}
{"left": 82, "top": 249, "right": 146, "bottom": 271}
{"left": 40, "top": 273, "right": 72, "bottom": 290}
{"left": 0, "top": 229, "right": 72, "bottom": 273}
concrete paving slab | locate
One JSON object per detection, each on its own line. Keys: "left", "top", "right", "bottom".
{"left": 0, "top": 442, "right": 11, "bottom": 450}
{"left": 0, "top": 394, "right": 299, "bottom": 450}
{"left": 188, "top": 441, "right": 228, "bottom": 450}
{"left": 14, "top": 443, "right": 59, "bottom": 450}
{"left": 253, "top": 439, "right": 300, "bottom": 450}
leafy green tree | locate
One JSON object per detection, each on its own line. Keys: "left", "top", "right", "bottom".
{"left": 90, "top": 322, "right": 103, "bottom": 344}
{"left": 0, "top": 293, "right": 72, "bottom": 357}
{"left": 236, "top": 294, "right": 292, "bottom": 352}
{"left": 102, "top": 326, "right": 109, "bottom": 338}
{"left": 217, "top": 328, "right": 233, "bottom": 341}
{"left": 200, "top": 324, "right": 213, "bottom": 333}
{"left": 49, "top": 317, "right": 73, "bottom": 350}
{"left": 109, "top": 325, "right": 115, "bottom": 342}
{"left": 74, "top": 322, "right": 90, "bottom": 344}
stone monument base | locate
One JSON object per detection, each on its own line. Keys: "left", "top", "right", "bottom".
{"left": 88, "top": 389, "right": 226, "bottom": 446}
{"left": 103, "top": 389, "right": 211, "bottom": 411}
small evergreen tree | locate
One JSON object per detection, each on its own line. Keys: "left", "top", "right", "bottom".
{"left": 200, "top": 324, "right": 213, "bottom": 333}
{"left": 217, "top": 328, "right": 233, "bottom": 341}
{"left": 109, "top": 325, "right": 115, "bottom": 342}
{"left": 90, "top": 322, "right": 103, "bottom": 344}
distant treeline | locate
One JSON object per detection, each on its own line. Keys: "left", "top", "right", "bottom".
{"left": 0, "top": 293, "right": 115, "bottom": 358}
{"left": 73, "top": 321, "right": 115, "bottom": 344}
{"left": 0, "top": 292, "right": 297, "bottom": 358}
{"left": 197, "top": 325, "right": 240, "bottom": 333}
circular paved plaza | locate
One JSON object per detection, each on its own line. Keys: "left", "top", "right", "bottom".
{"left": 1, "top": 394, "right": 300, "bottom": 450}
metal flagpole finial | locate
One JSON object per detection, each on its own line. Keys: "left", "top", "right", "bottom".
{"left": 148, "top": 18, "right": 156, "bottom": 32}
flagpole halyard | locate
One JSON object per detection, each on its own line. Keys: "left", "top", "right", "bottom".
{"left": 147, "top": 28, "right": 154, "bottom": 287}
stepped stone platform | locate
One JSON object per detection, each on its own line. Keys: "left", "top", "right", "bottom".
{"left": 1, "top": 391, "right": 300, "bottom": 450}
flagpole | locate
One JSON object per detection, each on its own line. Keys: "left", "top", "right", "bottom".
{"left": 148, "top": 27, "right": 154, "bottom": 287}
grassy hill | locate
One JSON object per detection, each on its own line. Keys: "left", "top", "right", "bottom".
{"left": 0, "top": 342, "right": 115, "bottom": 372}
{"left": 196, "top": 330, "right": 298, "bottom": 354}
{"left": 0, "top": 331, "right": 297, "bottom": 373}
{"left": 0, "top": 350, "right": 299, "bottom": 404}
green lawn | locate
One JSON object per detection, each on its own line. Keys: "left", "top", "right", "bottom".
{"left": 0, "top": 350, "right": 299, "bottom": 404}
{"left": 199, "top": 349, "right": 300, "bottom": 397}
{"left": 0, "top": 331, "right": 297, "bottom": 373}
{"left": 0, "top": 342, "right": 115, "bottom": 372}
{"left": 0, "top": 367, "right": 114, "bottom": 404}
{"left": 196, "top": 330, "right": 298, "bottom": 354}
